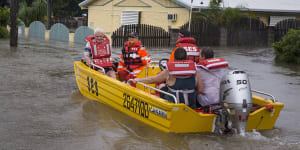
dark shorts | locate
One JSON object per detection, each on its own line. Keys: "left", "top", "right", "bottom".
{"left": 104, "top": 67, "right": 114, "bottom": 73}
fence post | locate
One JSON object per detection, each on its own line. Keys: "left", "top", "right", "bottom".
{"left": 220, "top": 27, "right": 227, "bottom": 47}
{"left": 268, "top": 27, "right": 275, "bottom": 47}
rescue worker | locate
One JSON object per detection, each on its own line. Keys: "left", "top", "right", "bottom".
{"left": 169, "top": 29, "right": 201, "bottom": 63}
{"left": 196, "top": 47, "right": 229, "bottom": 106}
{"left": 117, "top": 32, "right": 151, "bottom": 81}
{"left": 132, "top": 48, "right": 204, "bottom": 108}
{"left": 84, "top": 28, "right": 116, "bottom": 79}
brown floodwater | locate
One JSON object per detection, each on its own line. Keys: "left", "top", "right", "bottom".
{"left": 0, "top": 38, "right": 299, "bottom": 150}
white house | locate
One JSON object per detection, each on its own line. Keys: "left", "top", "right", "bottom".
{"left": 174, "top": 0, "right": 300, "bottom": 26}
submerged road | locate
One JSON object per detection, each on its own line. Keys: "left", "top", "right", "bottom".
{"left": 0, "top": 38, "right": 299, "bottom": 150}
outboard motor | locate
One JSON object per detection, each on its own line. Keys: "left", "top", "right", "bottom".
{"left": 219, "top": 70, "right": 253, "bottom": 135}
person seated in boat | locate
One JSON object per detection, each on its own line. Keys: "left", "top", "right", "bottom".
{"left": 196, "top": 47, "right": 229, "bottom": 107}
{"left": 132, "top": 48, "right": 204, "bottom": 108}
{"left": 84, "top": 28, "right": 116, "bottom": 79}
{"left": 117, "top": 32, "right": 151, "bottom": 81}
{"left": 169, "top": 29, "right": 201, "bottom": 63}
{"left": 159, "top": 29, "right": 201, "bottom": 97}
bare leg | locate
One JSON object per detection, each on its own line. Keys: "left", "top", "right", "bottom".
{"left": 107, "top": 70, "right": 117, "bottom": 79}
{"left": 97, "top": 69, "right": 104, "bottom": 74}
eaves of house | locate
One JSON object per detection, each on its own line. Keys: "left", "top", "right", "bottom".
{"left": 79, "top": 0, "right": 187, "bottom": 8}
{"left": 175, "top": 0, "right": 300, "bottom": 14}
{"left": 79, "top": 0, "right": 300, "bottom": 14}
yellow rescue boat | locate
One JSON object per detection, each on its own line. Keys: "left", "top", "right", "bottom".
{"left": 73, "top": 59, "right": 284, "bottom": 133}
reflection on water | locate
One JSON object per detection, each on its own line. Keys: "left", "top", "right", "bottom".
{"left": 0, "top": 39, "right": 300, "bottom": 149}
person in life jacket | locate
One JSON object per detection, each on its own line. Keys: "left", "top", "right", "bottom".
{"left": 84, "top": 28, "right": 116, "bottom": 79}
{"left": 169, "top": 29, "right": 201, "bottom": 63}
{"left": 132, "top": 48, "right": 204, "bottom": 108}
{"left": 117, "top": 32, "right": 151, "bottom": 81}
{"left": 196, "top": 47, "right": 229, "bottom": 107}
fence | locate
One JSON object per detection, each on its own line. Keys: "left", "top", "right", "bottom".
{"left": 179, "top": 17, "right": 269, "bottom": 47}
{"left": 50, "top": 17, "right": 87, "bottom": 33}
{"left": 74, "top": 26, "right": 94, "bottom": 44}
{"left": 49, "top": 23, "right": 69, "bottom": 42}
{"left": 18, "top": 21, "right": 25, "bottom": 38}
{"left": 180, "top": 21, "right": 220, "bottom": 46}
{"left": 111, "top": 24, "right": 170, "bottom": 48}
{"left": 22, "top": 21, "right": 93, "bottom": 44}
{"left": 226, "top": 17, "right": 268, "bottom": 47}
{"left": 274, "top": 19, "right": 300, "bottom": 42}
{"left": 28, "top": 21, "right": 45, "bottom": 40}
{"left": 20, "top": 19, "right": 300, "bottom": 47}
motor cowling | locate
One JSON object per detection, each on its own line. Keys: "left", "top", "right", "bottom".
{"left": 219, "top": 70, "right": 253, "bottom": 134}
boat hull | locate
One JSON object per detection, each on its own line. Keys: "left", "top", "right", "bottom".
{"left": 74, "top": 60, "right": 284, "bottom": 133}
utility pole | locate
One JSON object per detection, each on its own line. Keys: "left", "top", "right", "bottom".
{"left": 188, "top": 0, "right": 193, "bottom": 32}
{"left": 47, "top": 0, "right": 52, "bottom": 29}
{"left": 10, "top": 0, "right": 18, "bottom": 47}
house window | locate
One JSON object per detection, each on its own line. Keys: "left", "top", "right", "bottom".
{"left": 121, "top": 11, "right": 140, "bottom": 26}
{"left": 168, "top": 14, "right": 177, "bottom": 21}
{"left": 269, "top": 16, "right": 296, "bottom": 26}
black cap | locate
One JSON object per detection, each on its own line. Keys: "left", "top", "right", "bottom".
{"left": 129, "top": 32, "right": 138, "bottom": 38}
{"left": 179, "top": 29, "right": 190, "bottom": 37}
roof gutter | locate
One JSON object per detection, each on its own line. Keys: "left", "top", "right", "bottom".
{"left": 79, "top": 0, "right": 94, "bottom": 7}
{"left": 240, "top": 8, "right": 300, "bottom": 14}
{"left": 192, "top": 6, "right": 300, "bottom": 14}
{"left": 171, "top": 0, "right": 191, "bottom": 9}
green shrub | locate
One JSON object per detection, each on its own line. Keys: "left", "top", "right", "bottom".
{"left": 272, "top": 29, "right": 300, "bottom": 64}
{"left": 0, "top": 26, "right": 9, "bottom": 38}
{"left": 0, "top": 6, "right": 10, "bottom": 39}
{"left": 0, "top": 6, "right": 10, "bottom": 27}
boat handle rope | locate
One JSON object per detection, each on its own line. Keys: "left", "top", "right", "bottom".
{"left": 128, "top": 79, "right": 178, "bottom": 104}
{"left": 90, "top": 63, "right": 106, "bottom": 74}
{"left": 251, "top": 89, "right": 277, "bottom": 102}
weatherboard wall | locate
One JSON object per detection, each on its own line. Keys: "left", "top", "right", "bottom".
{"left": 84, "top": 0, "right": 189, "bottom": 40}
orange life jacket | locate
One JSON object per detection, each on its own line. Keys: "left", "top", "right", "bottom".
{"left": 122, "top": 41, "right": 144, "bottom": 70}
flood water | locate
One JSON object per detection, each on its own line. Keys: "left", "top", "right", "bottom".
{"left": 0, "top": 38, "right": 300, "bottom": 150}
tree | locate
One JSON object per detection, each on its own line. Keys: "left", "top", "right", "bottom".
{"left": 0, "top": 0, "right": 9, "bottom": 7}
{"left": 0, "top": 6, "right": 10, "bottom": 39}
{"left": 47, "top": 0, "right": 51, "bottom": 29}
{"left": 18, "top": 0, "right": 47, "bottom": 26}
{"left": 0, "top": 6, "right": 10, "bottom": 26}
{"left": 192, "top": 0, "right": 248, "bottom": 28}
{"left": 52, "top": 0, "right": 82, "bottom": 17}
{"left": 24, "top": 0, "right": 35, "bottom": 5}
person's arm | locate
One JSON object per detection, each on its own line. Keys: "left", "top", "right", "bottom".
{"left": 196, "top": 71, "right": 204, "bottom": 94}
{"left": 84, "top": 55, "right": 92, "bottom": 67}
{"left": 168, "top": 47, "right": 177, "bottom": 62}
{"left": 117, "top": 54, "right": 125, "bottom": 72}
{"left": 84, "top": 42, "right": 92, "bottom": 67}
{"left": 132, "top": 70, "right": 168, "bottom": 84}
{"left": 138, "top": 47, "right": 151, "bottom": 65}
